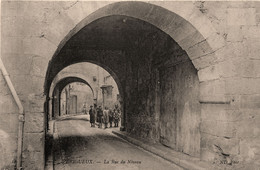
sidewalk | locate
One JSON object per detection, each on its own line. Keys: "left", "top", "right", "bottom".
{"left": 112, "top": 130, "right": 224, "bottom": 170}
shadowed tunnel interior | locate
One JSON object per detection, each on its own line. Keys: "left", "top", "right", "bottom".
{"left": 44, "top": 15, "right": 187, "bottom": 95}
{"left": 45, "top": 15, "right": 200, "bottom": 159}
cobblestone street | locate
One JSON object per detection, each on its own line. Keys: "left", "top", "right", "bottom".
{"left": 51, "top": 116, "right": 183, "bottom": 170}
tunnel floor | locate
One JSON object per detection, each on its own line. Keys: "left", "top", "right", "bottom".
{"left": 49, "top": 117, "right": 183, "bottom": 170}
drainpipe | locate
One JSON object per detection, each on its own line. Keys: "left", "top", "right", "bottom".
{"left": 0, "top": 58, "right": 24, "bottom": 170}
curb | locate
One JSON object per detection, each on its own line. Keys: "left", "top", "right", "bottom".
{"left": 112, "top": 131, "right": 220, "bottom": 170}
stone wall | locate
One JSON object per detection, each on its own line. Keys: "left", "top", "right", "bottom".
{"left": 0, "top": 72, "right": 18, "bottom": 169}
{"left": 159, "top": 58, "right": 200, "bottom": 157}
{"left": 122, "top": 39, "right": 200, "bottom": 157}
{"left": 195, "top": 2, "right": 260, "bottom": 167}
{"left": 1, "top": 1, "right": 260, "bottom": 169}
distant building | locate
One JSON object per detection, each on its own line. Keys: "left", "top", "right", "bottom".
{"left": 58, "top": 63, "right": 120, "bottom": 116}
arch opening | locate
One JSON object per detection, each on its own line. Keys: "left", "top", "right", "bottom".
{"left": 44, "top": 10, "right": 210, "bottom": 159}
{"left": 51, "top": 77, "right": 94, "bottom": 119}
{"left": 47, "top": 62, "right": 121, "bottom": 121}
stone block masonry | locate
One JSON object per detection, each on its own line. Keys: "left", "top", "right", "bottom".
{"left": 1, "top": 1, "right": 260, "bottom": 170}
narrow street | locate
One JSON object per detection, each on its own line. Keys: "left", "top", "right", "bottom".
{"left": 51, "top": 116, "right": 183, "bottom": 170}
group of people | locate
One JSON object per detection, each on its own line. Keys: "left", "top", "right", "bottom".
{"left": 88, "top": 104, "right": 121, "bottom": 128}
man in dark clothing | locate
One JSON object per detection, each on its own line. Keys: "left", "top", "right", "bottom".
{"left": 94, "top": 104, "right": 97, "bottom": 117}
{"left": 113, "top": 105, "right": 121, "bottom": 127}
{"left": 103, "top": 107, "right": 109, "bottom": 129}
{"left": 89, "top": 105, "right": 95, "bottom": 127}
{"left": 108, "top": 108, "right": 114, "bottom": 128}
{"left": 96, "top": 106, "right": 103, "bottom": 128}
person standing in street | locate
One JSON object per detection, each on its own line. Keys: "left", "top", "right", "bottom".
{"left": 94, "top": 104, "right": 97, "bottom": 121}
{"left": 97, "top": 106, "right": 103, "bottom": 128}
{"left": 103, "top": 107, "right": 109, "bottom": 129}
{"left": 108, "top": 108, "right": 114, "bottom": 128}
{"left": 89, "top": 105, "right": 95, "bottom": 127}
{"left": 82, "top": 103, "right": 87, "bottom": 115}
{"left": 113, "top": 105, "right": 121, "bottom": 127}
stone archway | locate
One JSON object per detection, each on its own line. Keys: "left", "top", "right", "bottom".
{"left": 50, "top": 76, "right": 94, "bottom": 119}
{"left": 46, "top": 60, "right": 125, "bottom": 128}
{"left": 44, "top": 1, "right": 227, "bottom": 107}
{"left": 46, "top": 1, "right": 224, "bottom": 83}
{"left": 50, "top": 73, "right": 96, "bottom": 100}
{"left": 44, "top": 14, "right": 201, "bottom": 157}
{"left": 44, "top": 1, "right": 227, "bottom": 163}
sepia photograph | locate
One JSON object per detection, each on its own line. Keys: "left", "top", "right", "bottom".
{"left": 0, "top": 0, "right": 260, "bottom": 169}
